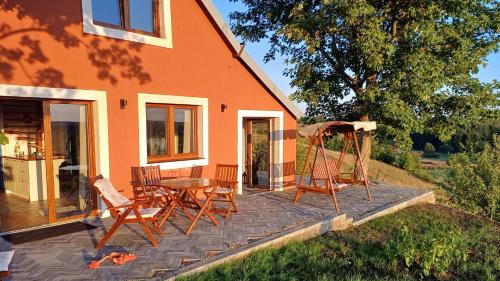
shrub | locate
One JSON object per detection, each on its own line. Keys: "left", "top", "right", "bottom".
{"left": 323, "top": 134, "right": 344, "bottom": 151}
{"left": 296, "top": 137, "right": 309, "bottom": 175}
{"left": 384, "top": 219, "right": 468, "bottom": 279}
{"left": 423, "top": 142, "right": 437, "bottom": 157}
{"left": 372, "top": 143, "right": 397, "bottom": 165}
{"left": 396, "top": 152, "right": 421, "bottom": 173}
{"left": 442, "top": 135, "right": 500, "bottom": 220}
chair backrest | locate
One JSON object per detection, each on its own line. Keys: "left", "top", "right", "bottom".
{"left": 91, "top": 175, "right": 131, "bottom": 212}
{"left": 142, "top": 165, "right": 162, "bottom": 185}
{"left": 311, "top": 160, "right": 338, "bottom": 180}
{"left": 189, "top": 166, "right": 203, "bottom": 178}
{"left": 282, "top": 161, "right": 296, "bottom": 177}
{"left": 130, "top": 166, "right": 161, "bottom": 199}
{"left": 215, "top": 164, "right": 238, "bottom": 183}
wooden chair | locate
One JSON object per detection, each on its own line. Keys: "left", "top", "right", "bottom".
{"left": 91, "top": 175, "right": 163, "bottom": 250}
{"left": 205, "top": 164, "right": 238, "bottom": 218}
{"left": 189, "top": 165, "right": 204, "bottom": 178}
{"left": 0, "top": 271, "right": 9, "bottom": 279}
{"left": 132, "top": 166, "right": 195, "bottom": 221}
{"left": 281, "top": 161, "right": 296, "bottom": 188}
{"left": 130, "top": 166, "right": 159, "bottom": 201}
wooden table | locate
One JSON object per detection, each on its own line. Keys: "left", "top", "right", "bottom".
{"left": 159, "top": 178, "right": 220, "bottom": 235}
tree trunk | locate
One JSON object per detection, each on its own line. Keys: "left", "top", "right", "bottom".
{"left": 355, "top": 115, "right": 372, "bottom": 181}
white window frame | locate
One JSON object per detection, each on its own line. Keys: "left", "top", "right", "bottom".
{"left": 81, "top": 0, "right": 173, "bottom": 48}
{"left": 138, "top": 93, "right": 209, "bottom": 170}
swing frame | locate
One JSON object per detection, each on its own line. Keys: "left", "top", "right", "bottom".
{"left": 293, "top": 121, "right": 375, "bottom": 212}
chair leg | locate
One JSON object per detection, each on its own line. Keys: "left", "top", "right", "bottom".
{"left": 96, "top": 209, "right": 131, "bottom": 251}
{"left": 230, "top": 195, "right": 238, "bottom": 213}
{"left": 225, "top": 195, "right": 233, "bottom": 219}
{"left": 152, "top": 217, "right": 163, "bottom": 236}
{"left": 134, "top": 208, "right": 158, "bottom": 248}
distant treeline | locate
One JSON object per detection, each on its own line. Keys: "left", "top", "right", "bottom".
{"left": 412, "top": 121, "right": 500, "bottom": 153}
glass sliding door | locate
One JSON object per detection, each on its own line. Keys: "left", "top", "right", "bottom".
{"left": 44, "top": 101, "right": 95, "bottom": 222}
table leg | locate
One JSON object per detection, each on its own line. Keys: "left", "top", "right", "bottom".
{"left": 165, "top": 189, "right": 193, "bottom": 220}
{"left": 184, "top": 188, "right": 219, "bottom": 235}
{"left": 158, "top": 189, "right": 180, "bottom": 227}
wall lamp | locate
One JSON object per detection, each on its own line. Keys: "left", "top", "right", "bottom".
{"left": 221, "top": 104, "right": 228, "bottom": 112}
{"left": 120, "top": 99, "right": 128, "bottom": 109}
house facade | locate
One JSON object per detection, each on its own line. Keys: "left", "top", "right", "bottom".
{"left": 0, "top": 0, "right": 300, "bottom": 232}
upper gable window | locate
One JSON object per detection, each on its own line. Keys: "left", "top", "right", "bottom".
{"left": 82, "top": 0, "right": 173, "bottom": 48}
{"left": 92, "top": 0, "right": 158, "bottom": 36}
{"left": 92, "top": 0, "right": 122, "bottom": 27}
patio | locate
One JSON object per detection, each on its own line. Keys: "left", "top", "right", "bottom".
{"left": 0, "top": 184, "right": 433, "bottom": 281}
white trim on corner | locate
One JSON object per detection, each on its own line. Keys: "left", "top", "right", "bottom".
{"left": 81, "top": 0, "right": 173, "bottom": 48}
{"left": 138, "top": 93, "right": 209, "bottom": 170}
{"left": 0, "top": 84, "right": 111, "bottom": 214}
{"left": 237, "top": 110, "right": 284, "bottom": 194}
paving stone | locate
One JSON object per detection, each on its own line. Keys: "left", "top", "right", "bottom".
{"left": 0, "top": 184, "right": 429, "bottom": 280}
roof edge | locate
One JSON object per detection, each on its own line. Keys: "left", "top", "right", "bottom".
{"left": 198, "top": 0, "right": 303, "bottom": 119}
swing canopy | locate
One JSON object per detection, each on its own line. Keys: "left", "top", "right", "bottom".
{"left": 299, "top": 121, "right": 377, "bottom": 138}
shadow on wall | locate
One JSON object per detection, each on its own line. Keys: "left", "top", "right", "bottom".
{"left": 282, "top": 129, "right": 296, "bottom": 140}
{"left": 0, "top": 0, "right": 151, "bottom": 88}
{"left": 270, "top": 129, "right": 297, "bottom": 141}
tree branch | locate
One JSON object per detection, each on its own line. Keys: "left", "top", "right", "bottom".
{"left": 318, "top": 44, "right": 357, "bottom": 92}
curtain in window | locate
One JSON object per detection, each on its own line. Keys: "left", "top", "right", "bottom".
{"left": 174, "top": 108, "right": 194, "bottom": 154}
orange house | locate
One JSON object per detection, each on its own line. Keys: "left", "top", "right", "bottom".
{"left": 0, "top": 0, "right": 301, "bottom": 232}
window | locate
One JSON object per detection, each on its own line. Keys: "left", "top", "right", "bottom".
{"left": 146, "top": 104, "right": 198, "bottom": 162}
{"left": 92, "top": 0, "right": 159, "bottom": 36}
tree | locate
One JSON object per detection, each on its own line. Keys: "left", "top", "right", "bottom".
{"left": 229, "top": 0, "right": 500, "bottom": 152}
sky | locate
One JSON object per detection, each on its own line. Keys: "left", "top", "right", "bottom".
{"left": 213, "top": 1, "right": 500, "bottom": 112}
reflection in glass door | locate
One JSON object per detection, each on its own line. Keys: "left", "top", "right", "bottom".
{"left": 45, "top": 102, "right": 94, "bottom": 221}
{"left": 246, "top": 119, "right": 270, "bottom": 188}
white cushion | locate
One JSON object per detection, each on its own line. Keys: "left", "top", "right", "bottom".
{"left": 335, "top": 183, "right": 349, "bottom": 189}
{"left": 0, "top": 251, "right": 14, "bottom": 272}
{"left": 126, "top": 208, "right": 161, "bottom": 219}
{"left": 94, "top": 178, "right": 131, "bottom": 208}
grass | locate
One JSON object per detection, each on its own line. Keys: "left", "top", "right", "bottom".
{"left": 181, "top": 204, "right": 500, "bottom": 281}
{"left": 420, "top": 168, "right": 448, "bottom": 183}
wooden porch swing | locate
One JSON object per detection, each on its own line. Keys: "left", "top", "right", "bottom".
{"left": 293, "top": 121, "right": 376, "bottom": 212}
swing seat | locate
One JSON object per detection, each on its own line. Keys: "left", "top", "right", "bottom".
{"left": 310, "top": 160, "right": 353, "bottom": 190}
